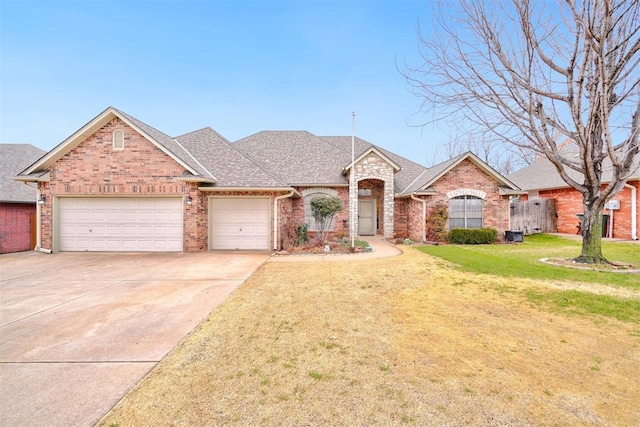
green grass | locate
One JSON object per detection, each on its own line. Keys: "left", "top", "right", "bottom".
{"left": 417, "top": 234, "right": 640, "bottom": 289}
{"left": 526, "top": 289, "right": 640, "bottom": 324}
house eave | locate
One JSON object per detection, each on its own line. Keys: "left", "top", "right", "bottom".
{"left": 21, "top": 107, "right": 204, "bottom": 178}
{"left": 291, "top": 183, "right": 349, "bottom": 188}
{"left": 178, "top": 176, "right": 216, "bottom": 184}
{"left": 13, "top": 172, "right": 50, "bottom": 183}
{"left": 499, "top": 187, "right": 527, "bottom": 196}
{"left": 396, "top": 190, "right": 437, "bottom": 198}
{"left": 198, "top": 186, "right": 301, "bottom": 196}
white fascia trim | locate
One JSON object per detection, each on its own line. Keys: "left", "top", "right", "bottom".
{"left": 198, "top": 186, "right": 300, "bottom": 195}
{"left": 23, "top": 108, "right": 116, "bottom": 175}
{"left": 291, "top": 183, "right": 349, "bottom": 187}
{"left": 13, "top": 172, "right": 50, "bottom": 183}
{"left": 179, "top": 176, "right": 216, "bottom": 183}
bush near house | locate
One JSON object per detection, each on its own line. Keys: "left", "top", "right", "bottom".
{"left": 425, "top": 204, "right": 448, "bottom": 242}
{"left": 448, "top": 228, "right": 498, "bottom": 244}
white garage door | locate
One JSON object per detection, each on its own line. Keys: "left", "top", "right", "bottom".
{"left": 209, "top": 197, "right": 270, "bottom": 250}
{"left": 59, "top": 198, "right": 183, "bottom": 252}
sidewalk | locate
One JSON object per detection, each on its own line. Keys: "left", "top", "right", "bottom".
{"left": 268, "top": 235, "right": 402, "bottom": 262}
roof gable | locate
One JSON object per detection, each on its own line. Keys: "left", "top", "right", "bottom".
{"left": 319, "top": 136, "right": 429, "bottom": 194}
{"left": 403, "top": 152, "right": 521, "bottom": 195}
{"left": 19, "top": 107, "right": 214, "bottom": 180}
{"left": 342, "top": 146, "right": 401, "bottom": 173}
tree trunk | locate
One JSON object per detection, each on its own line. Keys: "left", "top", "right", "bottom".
{"left": 575, "top": 203, "right": 608, "bottom": 264}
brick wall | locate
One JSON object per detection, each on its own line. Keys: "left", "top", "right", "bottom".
{"left": 0, "top": 203, "right": 35, "bottom": 253}
{"left": 393, "top": 198, "right": 409, "bottom": 238}
{"left": 536, "top": 188, "right": 582, "bottom": 235}
{"left": 38, "top": 118, "right": 193, "bottom": 250}
{"left": 290, "top": 187, "right": 350, "bottom": 241}
{"left": 406, "top": 159, "right": 510, "bottom": 239}
{"left": 537, "top": 179, "right": 639, "bottom": 239}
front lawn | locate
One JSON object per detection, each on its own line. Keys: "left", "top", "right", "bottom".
{"left": 417, "top": 234, "right": 640, "bottom": 289}
{"left": 98, "top": 247, "right": 640, "bottom": 426}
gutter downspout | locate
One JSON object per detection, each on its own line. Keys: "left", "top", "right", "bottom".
{"left": 273, "top": 191, "right": 295, "bottom": 250}
{"left": 624, "top": 183, "right": 638, "bottom": 240}
{"left": 411, "top": 194, "right": 427, "bottom": 243}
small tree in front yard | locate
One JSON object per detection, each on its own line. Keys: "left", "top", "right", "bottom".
{"left": 310, "top": 196, "right": 344, "bottom": 242}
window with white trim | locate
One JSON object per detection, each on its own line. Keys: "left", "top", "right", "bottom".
{"left": 304, "top": 192, "right": 335, "bottom": 231}
{"left": 112, "top": 130, "right": 124, "bottom": 150}
{"left": 449, "top": 195, "right": 482, "bottom": 229}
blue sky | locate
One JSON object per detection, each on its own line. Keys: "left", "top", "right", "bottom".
{"left": 0, "top": 0, "right": 448, "bottom": 165}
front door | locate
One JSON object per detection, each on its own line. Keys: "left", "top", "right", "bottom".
{"left": 358, "top": 199, "right": 376, "bottom": 235}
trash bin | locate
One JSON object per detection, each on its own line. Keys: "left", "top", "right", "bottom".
{"left": 576, "top": 214, "right": 609, "bottom": 237}
{"left": 505, "top": 230, "right": 524, "bottom": 242}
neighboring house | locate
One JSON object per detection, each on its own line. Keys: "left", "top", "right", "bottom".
{"left": 508, "top": 152, "right": 639, "bottom": 240}
{"left": 1, "top": 144, "right": 47, "bottom": 253}
{"left": 15, "top": 107, "right": 522, "bottom": 252}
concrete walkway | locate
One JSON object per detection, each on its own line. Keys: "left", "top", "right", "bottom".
{"left": 268, "top": 234, "right": 402, "bottom": 262}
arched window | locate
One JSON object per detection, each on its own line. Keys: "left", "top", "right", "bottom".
{"left": 112, "top": 130, "right": 124, "bottom": 150}
{"left": 449, "top": 195, "right": 482, "bottom": 229}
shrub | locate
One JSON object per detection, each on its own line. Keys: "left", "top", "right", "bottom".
{"left": 296, "top": 223, "right": 308, "bottom": 245}
{"left": 448, "top": 228, "right": 498, "bottom": 244}
{"left": 426, "top": 204, "right": 448, "bottom": 242}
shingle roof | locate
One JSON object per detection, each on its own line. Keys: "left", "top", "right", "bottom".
{"left": 12, "top": 107, "right": 520, "bottom": 196}
{"left": 234, "top": 131, "right": 351, "bottom": 185}
{"left": 1, "top": 144, "right": 46, "bottom": 203}
{"left": 175, "top": 128, "right": 289, "bottom": 188}
{"left": 507, "top": 149, "right": 640, "bottom": 191}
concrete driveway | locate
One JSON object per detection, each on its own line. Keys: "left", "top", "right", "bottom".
{"left": 0, "top": 251, "right": 269, "bottom": 427}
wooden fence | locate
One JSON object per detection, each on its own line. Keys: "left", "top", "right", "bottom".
{"left": 509, "top": 199, "right": 558, "bottom": 235}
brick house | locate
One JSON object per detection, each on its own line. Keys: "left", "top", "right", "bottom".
{"left": 508, "top": 152, "right": 639, "bottom": 240}
{"left": 1, "top": 144, "right": 47, "bottom": 253}
{"left": 15, "top": 107, "right": 522, "bottom": 252}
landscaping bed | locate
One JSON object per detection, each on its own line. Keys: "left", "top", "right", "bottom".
{"left": 277, "top": 237, "right": 372, "bottom": 255}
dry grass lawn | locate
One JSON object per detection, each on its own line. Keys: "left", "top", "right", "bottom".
{"left": 99, "top": 248, "right": 640, "bottom": 426}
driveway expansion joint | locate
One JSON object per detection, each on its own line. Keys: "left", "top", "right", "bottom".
{"left": 0, "top": 279, "right": 128, "bottom": 329}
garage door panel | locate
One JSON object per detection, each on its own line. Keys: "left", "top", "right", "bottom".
{"left": 59, "top": 198, "right": 182, "bottom": 252}
{"left": 209, "top": 198, "right": 270, "bottom": 250}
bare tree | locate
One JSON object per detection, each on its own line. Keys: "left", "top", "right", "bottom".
{"left": 425, "top": 127, "right": 533, "bottom": 174}
{"left": 405, "top": 0, "right": 640, "bottom": 263}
